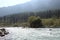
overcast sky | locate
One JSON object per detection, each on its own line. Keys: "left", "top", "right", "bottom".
{"left": 0, "top": 0, "right": 31, "bottom": 8}
{"left": 0, "top": 0, "right": 60, "bottom": 8}
{"left": 0, "top": 0, "right": 60, "bottom": 16}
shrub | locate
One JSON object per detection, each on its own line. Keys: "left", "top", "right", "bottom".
{"left": 28, "top": 16, "right": 43, "bottom": 28}
{"left": 42, "top": 18, "right": 60, "bottom": 27}
{"left": 13, "top": 24, "right": 19, "bottom": 27}
{"left": 28, "top": 16, "right": 37, "bottom": 23}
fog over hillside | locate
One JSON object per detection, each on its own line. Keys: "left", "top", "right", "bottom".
{"left": 0, "top": 0, "right": 60, "bottom": 16}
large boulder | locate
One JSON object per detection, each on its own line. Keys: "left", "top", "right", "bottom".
{"left": 0, "top": 28, "right": 9, "bottom": 37}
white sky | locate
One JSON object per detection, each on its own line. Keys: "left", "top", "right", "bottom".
{"left": 0, "top": 0, "right": 31, "bottom": 8}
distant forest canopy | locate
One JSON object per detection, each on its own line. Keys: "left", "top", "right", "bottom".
{"left": 0, "top": 9, "right": 60, "bottom": 24}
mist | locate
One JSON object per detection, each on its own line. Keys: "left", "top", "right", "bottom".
{"left": 0, "top": 0, "right": 60, "bottom": 16}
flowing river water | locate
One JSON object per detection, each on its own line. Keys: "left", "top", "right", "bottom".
{"left": 0, "top": 27, "right": 60, "bottom": 40}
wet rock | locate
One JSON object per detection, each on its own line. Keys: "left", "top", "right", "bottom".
{"left": 0, "top": 28, "right": 9, "bottom": 37}
{"left": 49, "top": 29, "right": 52, "bottom": 31}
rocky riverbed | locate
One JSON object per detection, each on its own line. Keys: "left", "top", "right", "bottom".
{"left": 0, "top": 27, "right": 60, "bottom": 40}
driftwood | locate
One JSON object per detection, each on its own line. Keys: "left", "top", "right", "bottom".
{"left": 0, "top": 28, "right": 9, "bottom": 37}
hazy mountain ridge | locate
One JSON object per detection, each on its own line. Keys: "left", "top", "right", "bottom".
{"left": 0, "top": 0, "right": 60, "bottom": 16}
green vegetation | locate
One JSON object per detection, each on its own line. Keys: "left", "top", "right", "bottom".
{"left": 42, "top": 18, "right": 60, "bottom": 28}
{"left": 13, "top": 24, "right": 19, "bottom": 27}
{"left": 0, "top": 9, "right": 60, "bottom": 28}
{"left": 28, "top": 16, "right": 43, "bottom": 28}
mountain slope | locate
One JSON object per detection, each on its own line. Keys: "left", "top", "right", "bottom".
{"left": 0, "top": 0, "right": 60, "bottom": 16}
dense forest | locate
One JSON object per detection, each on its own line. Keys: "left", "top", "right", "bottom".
{"left": 0, "top": 9, "right": 60, "bottom": 27}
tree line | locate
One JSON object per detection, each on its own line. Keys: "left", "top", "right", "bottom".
{"left": 0, "top": 9, "right": 60, "bottom": 27}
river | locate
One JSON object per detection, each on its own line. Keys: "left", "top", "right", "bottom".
{"left": 0, "top": 27, "right": 60, "bottom": 40}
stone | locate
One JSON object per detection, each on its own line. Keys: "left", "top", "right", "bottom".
{"left": 0, "top": 28, "right": 9, "bottom": 37}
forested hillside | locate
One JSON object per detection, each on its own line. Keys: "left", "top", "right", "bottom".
{"left": 0, "top": 9, "right": 60, "bottom": 27}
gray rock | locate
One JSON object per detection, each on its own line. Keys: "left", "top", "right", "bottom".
{"left": 0, "top": 28, "right": 9, "bottom": 37}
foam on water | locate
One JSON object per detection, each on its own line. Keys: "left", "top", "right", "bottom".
{"left": 0, "top": 27, "right": 60, "bottom": 40}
